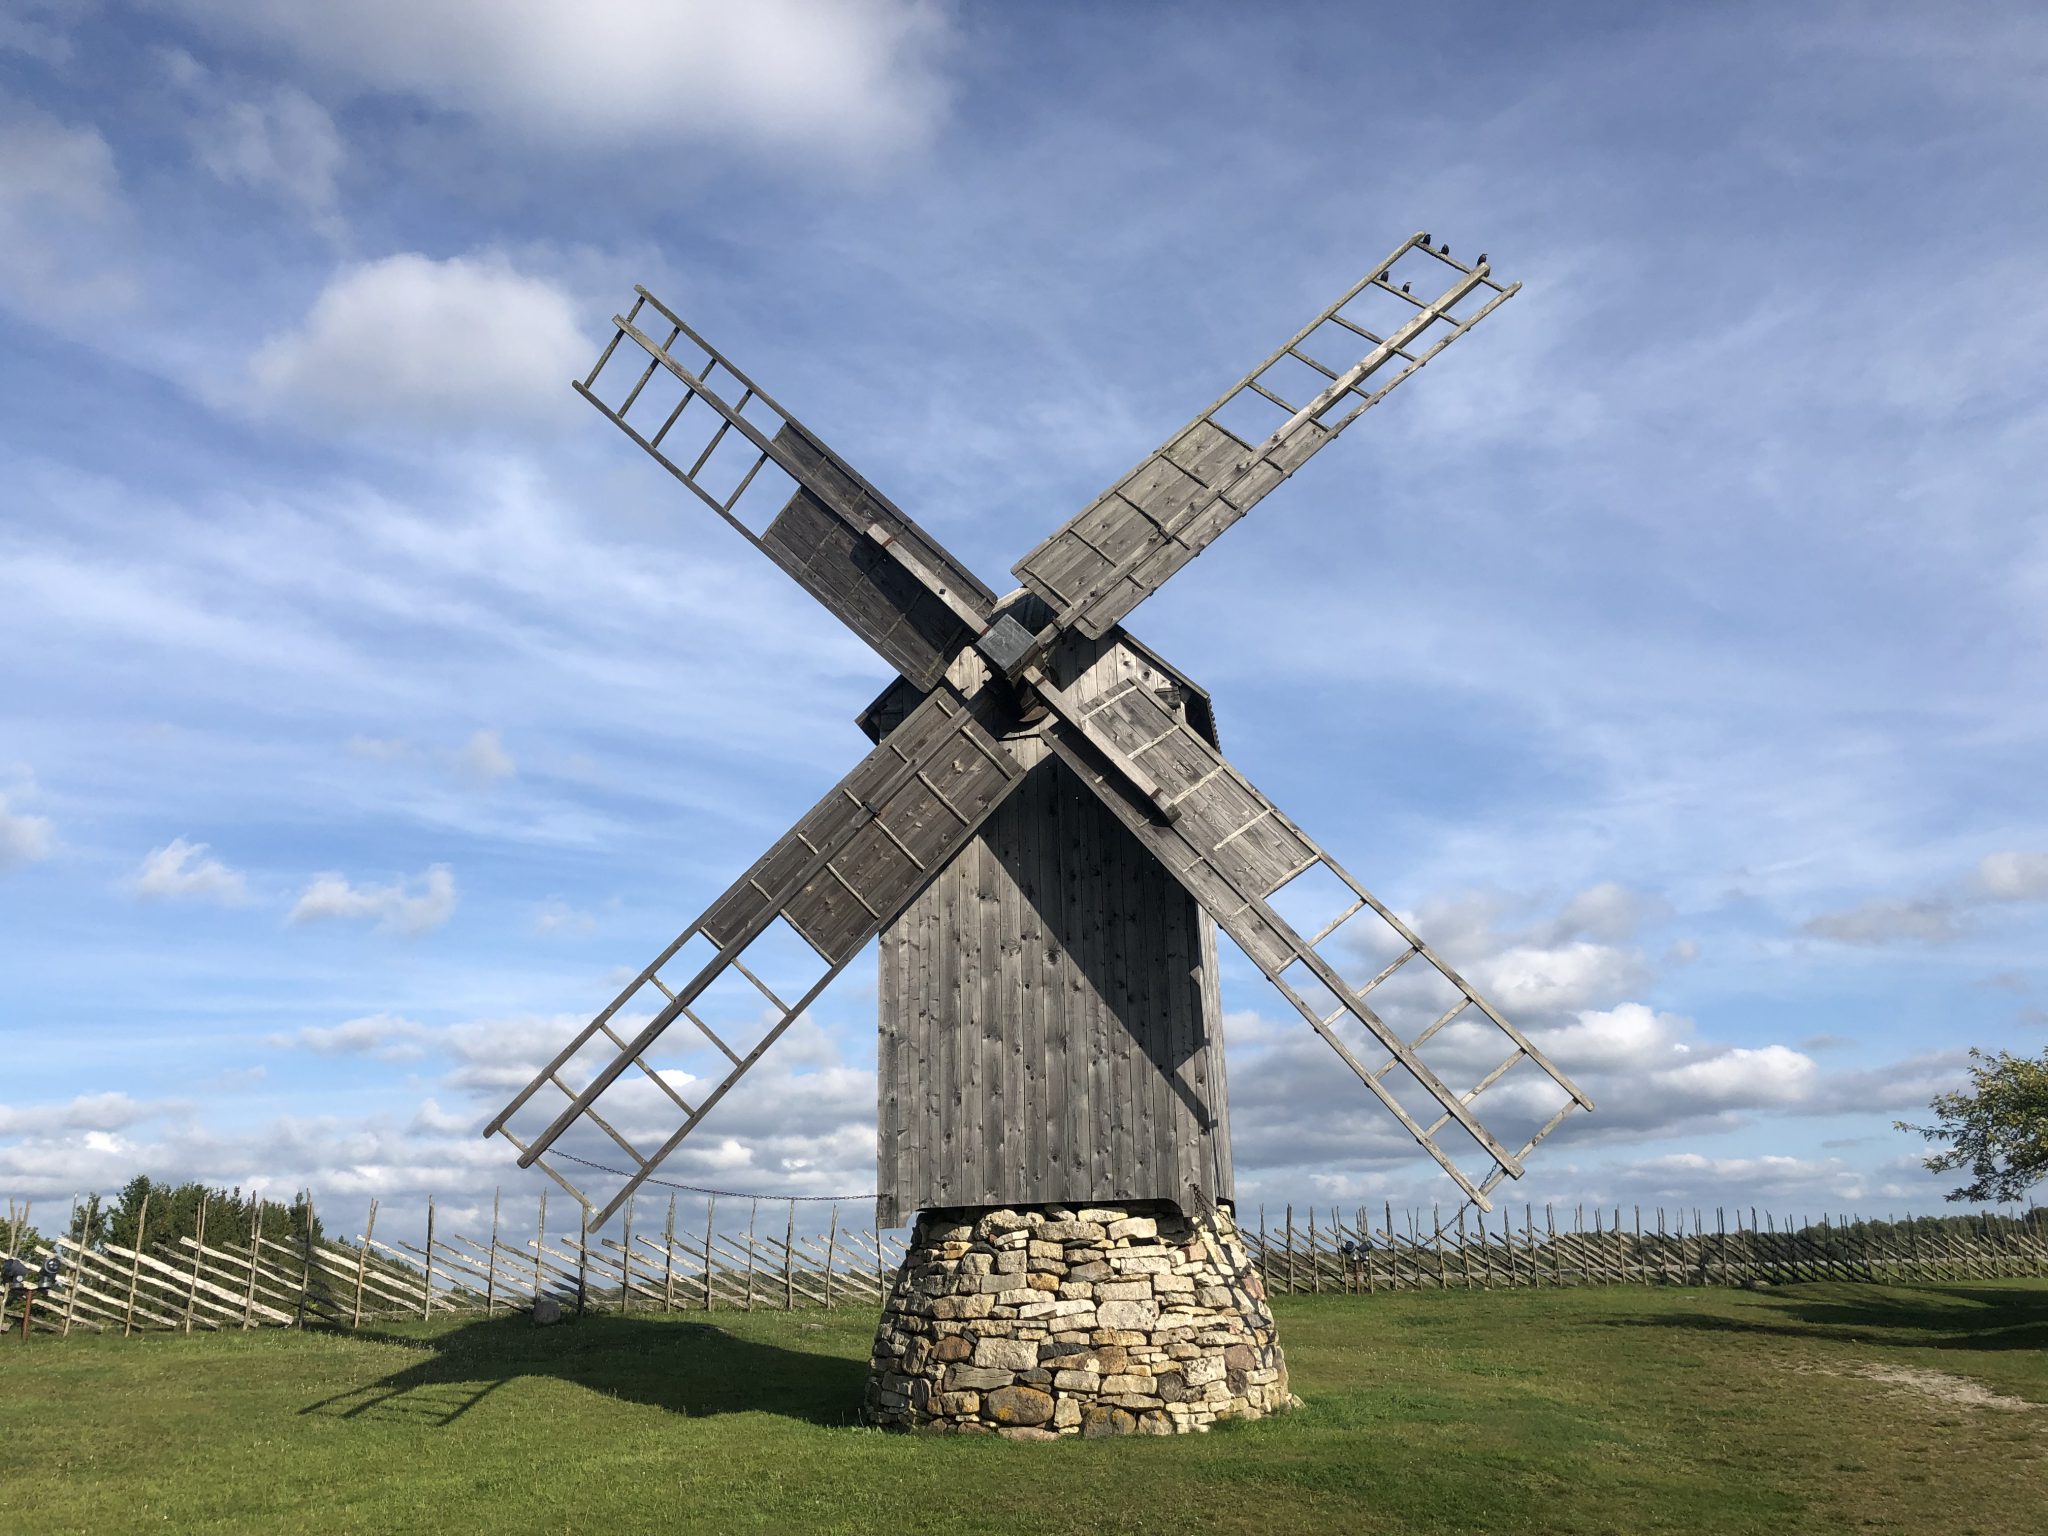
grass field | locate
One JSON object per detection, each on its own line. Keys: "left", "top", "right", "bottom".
{"left": 4, "top": 1280, "right": 2044, "bottom": 1535}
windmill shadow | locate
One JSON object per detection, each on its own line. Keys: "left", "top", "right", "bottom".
{"left": 1607, "top": 1282, "right": 2048, "bottom": 1355}
{"left": 299, "top": 1314, "right": 868, "bottom": 1429}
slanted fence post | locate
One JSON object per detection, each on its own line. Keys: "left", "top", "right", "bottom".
{"left": 703, "top": 1195, "right": 716, "bottom": 1312}
{"left": 1284, "top": 1205, "right": 1296, "bottom": 1295}
{"left": 823, "top": 1202, "right": 840, "bottom": 1307}
{"left": 784, "top": 1199, "right": 797, "bottom": 1311}
{"left": 123, "top": 1191, "right": 150, "bottom": 1337}
{"left": 421, "top": 1197, "right": 436, "bottom": 1320}
{"left": 352, "top": 1199, "right": 378, "bottom": 1330}
{"left": 184, "top": 1194, "right": 209, "bottom": 1334}
{"left": 743, "top": 1197, "right": 759, "bottom": 1311}
{"left": 576, "top": 1205, "right": 590, "bottom": 1316}
{"left": 485, "top": 1189, "right": 500, "bottom": 1318}
{"left": 297, "top": 1194, "right": 316, "bottom": 1328}
{"left": 534, "top": 1192, "right": 547, "bottom": 1305}
{"left": 244, "top": 1198, "right": 263, "bottom": 1329}
{"left": 662, "top": 1194, "right": 677, "bottom": 1313}
{"left": 620, "top": 1199, "right": 635, "bottom": 1315}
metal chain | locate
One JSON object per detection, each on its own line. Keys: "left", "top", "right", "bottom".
{"left": 553, "top": 1151, "right": 874, "bottom": 1203}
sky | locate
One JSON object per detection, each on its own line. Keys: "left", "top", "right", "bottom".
{"left": 3, "top": 0, "right": 2046, "bottom": 1242}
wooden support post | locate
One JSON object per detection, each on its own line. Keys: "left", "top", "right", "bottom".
{"left": 576, "top": 1205, "right": 590, "bottom": 1316}
{"left": 703, "top": 1195, "right": 717, "bottom": 1312}
{"left": 422, "top": 1198, "right": 437, "bottom": 1320}
{"left": 743, "top": 1197, "right": 759, "bottom": 1311}
{"left": 353, "top": 1199, "right": 378, "bottom": 1330}
{"left": 123, "top": 1191, "right": 150, "bottom": 1338}
{"left": 184, "top": 1194, "right": 209, "bottom": 1334}
{"left": 1283, "top": 1205, "right": 1296, "bottom": 1295}
{"left": 619, "top": 1198, "right": 635, "bottom": 1315}
{"left": 1307, "top": 1208, "right": 1321, "bottom": 1294}
{"left": 534, "top": 1192, "right": 548, "bottom": 1305}
{"left": 1258, "top": 1206, "right": 1268, "bottom": 1290}
{"left": 784, "top": 1199, "right": 797, "bottom": 1311}
{"left": 297, "top": 1194, "right": 316, "bottom": 1328}
{"left": 663, "top": 1195, "right": 677, "bottom": 1312}
{"left": 244, "top": 1199, "right": 263, "bottom": 1329}
{"left": 823, "top": 1202, "right": 839, "bottom": 1307}
{"left": 485, "top": 1189, "right": 500, "bottom": 1317}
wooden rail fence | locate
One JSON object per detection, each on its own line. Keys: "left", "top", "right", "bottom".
{"left": 5, "top": 1193, "right": 2044, "bottom": 1339}
{"left": 1241, "top": 1201, "right": 2048, "bottom": 1294}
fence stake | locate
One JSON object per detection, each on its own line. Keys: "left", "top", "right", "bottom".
{"left": 244, "top": 1199, "right": 263, "bottom": 1329}
{"left": 576, "top": 1205, "right": 590, "bottom": 1316}
{"left": 703, "top": 1195, "right": 716, "bottom": 1312}
{"left": 184, "top": 1194, "right": 209, "bottom": 1334}
{"left": 421, "top": 1198, "right": 436, "bottom": 1320}
{"left": 534, "top": 1192, "right": 547, "bottom": 1305}
{"left": 620, "top": 1198, "right": 635, "bottom": 1315}
{"left": 352, "top": 1199, "right": 378, "bottom": 1330}
{"left": 662, "top": 1194, "right": 677, "bottom": 1312}
{"left": 297, "top": 1194, "right": 316, "bottom": 1328}
{"left": 784, "top": 1199, "right": 797, "bottom": 1310}
{"left": 123, "top": 1191, "right": 150, "bottom": 1337}
{"left": 485, "top": 1189, "right": 500, "bottom": 1317}
{"left": 744, "top": 1197, "right": 759, "bottom": 1311}
{"left": 823, "top": 1202, "right": 840, "bottom": 1307}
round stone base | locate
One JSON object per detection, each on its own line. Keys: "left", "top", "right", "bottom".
{"left": 863, "top": 1200, "right": 1294, "bottom": 1438}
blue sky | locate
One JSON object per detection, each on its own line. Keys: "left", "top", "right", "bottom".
{"left": 3, "top": 1, "right": 2045, "bottom": 1238}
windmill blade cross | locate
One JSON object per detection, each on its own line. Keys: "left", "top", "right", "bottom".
{"left": 575, "top": 286, "right": 999, "bottom": 692}
{"left": 487, "top": 680, "right": 1029, "bottom": 1225}
{"left": 1033, "top": 633, "right": 1593, "bottom": 1209}
{"left": 1011, "top": 234, "right": 1517, "bottom": 643}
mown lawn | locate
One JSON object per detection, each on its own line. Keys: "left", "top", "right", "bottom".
{"left": 3, "top": 1281, "right": 2044, "bottom": 1534}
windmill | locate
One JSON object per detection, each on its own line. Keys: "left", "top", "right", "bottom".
{"left": 487, "top": 232, "right": 1593, "bottom": 1436}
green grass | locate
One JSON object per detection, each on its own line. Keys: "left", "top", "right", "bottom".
{"left": 4, "top": 1281, "right": 2045, "bottom": 1534}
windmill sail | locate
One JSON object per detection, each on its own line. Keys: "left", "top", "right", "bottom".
{"left": 1038, "top": 635, "right": 1592, "bottom": 1209}
{"left": 1013, "top": 234, "right": 1517, "bottom": 641}
{"left": 487, "top": 681, "right": 1028, "bottom": 1224}
{"left": 576, "top": 286, "right": 997, "bottom": 690}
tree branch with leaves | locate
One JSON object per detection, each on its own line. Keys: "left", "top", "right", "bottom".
{"left": 1897, "top": 1046, "right": 2048, "bottom": 1203}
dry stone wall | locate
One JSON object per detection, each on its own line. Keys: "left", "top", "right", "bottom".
{"left": 864, "top": 1200, "right": 1295, "bottom": 1438}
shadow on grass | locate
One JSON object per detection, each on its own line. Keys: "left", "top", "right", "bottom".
{"left": 300, "top": 1313, "right": 867, "bottom": 1429}
{"left": 1608, "top": 1283, "right": 2048, "bottom": 1353}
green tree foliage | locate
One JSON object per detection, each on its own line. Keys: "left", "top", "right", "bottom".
{"left": 101, "top": 1176, "right": 323, "bottom": 1253}
{"left": 1897, "top": 1046, "right": 2048, "bottom": 1203}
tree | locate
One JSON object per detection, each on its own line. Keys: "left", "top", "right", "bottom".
{"left": 1897, "top": 1046, "right": 2048, "bottom": 1203}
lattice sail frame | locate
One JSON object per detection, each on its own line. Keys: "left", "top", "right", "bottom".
{"left": 1038, "top": 636, "right": 1592, "bottom": 1207}
{"left": 489, "top": 232, "right": 1593, "bottom": 1224}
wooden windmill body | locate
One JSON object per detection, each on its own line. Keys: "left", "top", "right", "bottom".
{"left": 488, "top": 231, "right": 1594, "bottom": 1249}
{"left": 867, "top": 624, "right": 1232, "bottom": 1226}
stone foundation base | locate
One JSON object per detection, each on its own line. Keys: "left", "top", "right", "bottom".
{"left": 863, "top": 1200, "right": 1295, "bottom": 1438}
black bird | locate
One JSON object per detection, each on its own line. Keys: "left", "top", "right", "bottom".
{"left": 1401, "top": 282, "right": 1412, "bottom": 294}
{"left": 1439, "top": 243, "right": 1450, "bottom": 256}
{"left": 1477, "top": 252, "right": 1489, "bottom": 265}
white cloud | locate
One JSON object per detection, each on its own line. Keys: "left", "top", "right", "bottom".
{"left": 0, "top": 105, "right": 134, "bottom": 314}
{"left": 132, "top": 836, "right": 249, "bottom": 905}
{"left": 168, "top": 0, "right": 955, "bottom": 166}
{"left": 1474, "top": 940, "right": 1654, "bottom": 1019}
{"left": 250, "top": 252, "right": 589, "bottom": 431}
{"left": 0, "top": 791, "right": 55, "bottom": 870}
{"left": 0, "top": 1091, "right": 168, "bottom": 1138}
{"left": 456, "top": 728, "right": 516, "bottom": 785}
{"left": 275, "top": 1012, "right": 433, "bottom": 1062}
{"left": 165, "top": 49, "right": 347, "bottom": 230}
{"left": 534, "top": 900, "right": 596, "bottom": 936}
{"left": 289, "top": 863, "right": 456, "bottom": 935}
{"left": 1804, "top": 848, "right": 2048, "bottom": 946}
{"left": 1803, "top": 898, "right": 1958, "bottom": 946}
{"left": 1977, "top": 850, "right": 2048, "bottom": 902}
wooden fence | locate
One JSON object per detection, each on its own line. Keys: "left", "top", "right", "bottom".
{"left": 1, "top": 1191, "right": 906, "bottom": 1339}
{"left": 1240, "top": 1201, "right": 2048, "bottom": 1294}
{"left": 6, "top": 1192, "right": 2045, "bottom": 1339}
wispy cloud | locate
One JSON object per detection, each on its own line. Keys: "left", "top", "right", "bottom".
{"left": 165, "top": 0, "right": 957, "bottom": 166}
{"left": 131, "top": 836, "right": 249, "bottom": 905}
{"left": 249, "top": 252, "right": 590, "bottom": 432}
{"left": 0, "top": 790, "right": 55, "bottom": 870}
{"left": 456, "top": 728, "right": 516, "bottom": 786}
{"left": 289, "top": 864, "right": 457, "bottom": 935}
{"left": 1805, "top": 850, "right": 2048, "bottom": 946}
